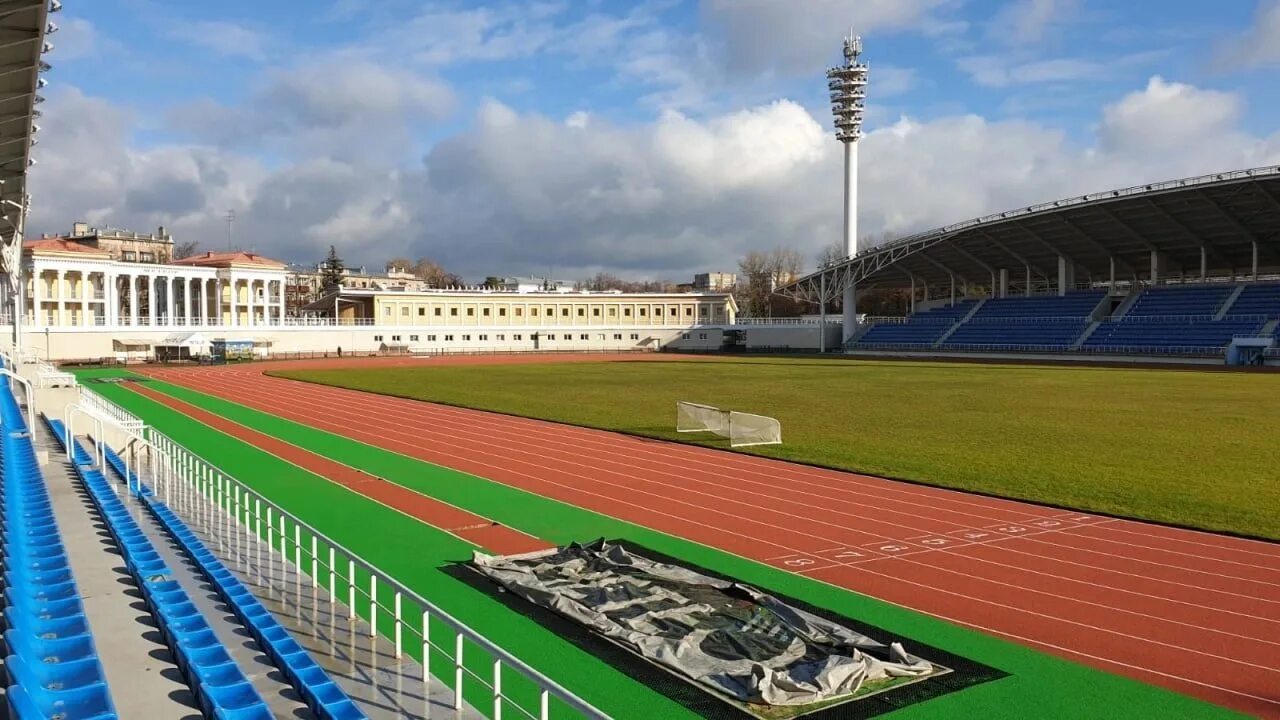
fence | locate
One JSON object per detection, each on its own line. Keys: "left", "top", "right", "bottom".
{"left": 82, "top": 388, "right": 609, "bottom": 720}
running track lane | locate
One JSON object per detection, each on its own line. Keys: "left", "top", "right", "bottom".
{"left": 126, "top": 382, "right": 549, "bottom": 556}
{"left": 139, "top": 364, "right": 1280, "bottom": 718}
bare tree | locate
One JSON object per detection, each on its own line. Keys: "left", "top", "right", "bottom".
{"left": 173, "top": 240, "right": 200, "bottom": 262}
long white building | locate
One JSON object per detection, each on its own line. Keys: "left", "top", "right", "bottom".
{"left": 0, "top": 235, "right": 757, "bottom": 361}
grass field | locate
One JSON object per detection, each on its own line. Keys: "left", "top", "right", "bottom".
{"left": 75, "top": 368, "right": 1242, "bottom": 719}
{"left": 275, "top": 356, "right": 1280, "bottom": 539}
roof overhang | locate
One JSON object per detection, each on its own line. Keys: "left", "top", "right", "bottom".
{"left": 0, "top": 0, "right": 51, "bottom": 262}
{"left": 781, "top": 165, "right": 1280, "bottom": 299}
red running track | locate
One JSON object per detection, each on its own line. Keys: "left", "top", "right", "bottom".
{"left": 138, "top": 362, "right": 1280, "bottom": 718}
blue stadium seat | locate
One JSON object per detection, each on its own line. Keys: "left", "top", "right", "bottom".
{"left": 942, "top": 291, "right": 1104, "bottom": 350}
{"left": 1225, "top": 282, "right": 1280, "bottom": 319}
{"left": 855, "top": 300, "right": 976, "bottom": 347}
{"left": 1123, "top": 284, "right": 1234, "bottom": 318}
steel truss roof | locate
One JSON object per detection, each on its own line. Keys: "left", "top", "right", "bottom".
{"left": 0, "top": 0, "right": 51, "bottom": 270}
{"left": 782, "top": 165, "right": 1280, "bottom": 303}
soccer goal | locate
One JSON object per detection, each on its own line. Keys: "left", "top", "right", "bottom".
{"left": 676, "top": 401, "right": 781, "bottom": 447}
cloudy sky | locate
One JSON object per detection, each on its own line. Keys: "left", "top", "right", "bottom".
{"left": 29, "top": 0, "right": 1280, "bottom": 281}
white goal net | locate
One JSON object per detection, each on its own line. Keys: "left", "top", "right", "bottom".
{"left": 676, "top": 401, "right": 781, "bottom": 447}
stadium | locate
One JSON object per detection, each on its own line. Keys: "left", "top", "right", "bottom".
{"left": 0, "top": 6, "right": 1277, "bottom": 720}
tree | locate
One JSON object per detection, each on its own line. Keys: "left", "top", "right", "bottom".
{"left": 736, "top": 247, "right": 807, "bottom": 318}
{"left": 384, "top": 257, "right": 414, "bottom": 273}
{"left": 173, "top": 240, "right": 200, "bottom": 262}
{"left": 320, "top": 245, "right": 345, "bottom": 288}
{"left": 482, "top": 276, "right": 504, "bottom": 288}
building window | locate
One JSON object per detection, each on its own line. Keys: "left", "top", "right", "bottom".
{"left": 547, "top": 334, "right": 555, "bottom": 340}
{"left": 445, "top": 334, "right": 454, "bottom": 341}
{"left": 497, "top": 334, "right": 505, "bottom": 341}
{"left": 577, "top": 308, "right": 585, "bottom": 317}
{"left": 392, "top": 335, "right": 401, "bottom": 341}
{"left": 462, "top": 334, "right": 471, "bottom": 341}
{"left": 401, "top": 307, "right": 409, "bottom": 316}
{"left": 608, "top": 308, "right": 616, "bottom": 316}
{"left": 515, "top": 307, "right": 523, "bottom": 317}
{"left": 699, "top": 306, "right": 708, "bottom": 316}
{"left": 685, "top": 307, "right": 693, "bottom": 317}
{"left": 140, "top": 252, "right": 155, "bottom": 262}
{"left": 374, "top": 335, "right": 384, "bottom": 341}
{"left": 623, "top": 308, "right": 631, "bottom": 317}
{"left": 122, "top": 251, "right": 137, "bottom": 261}
{"left": 428, "top": 334, "right": 437, "bottom": 341}
{"left": 418, "top": 307, "right": 426, "bottom": 316}
{"left": 410, "top": 335, "right": 419, "bottom": 341}
{"left": 699, "top": 333, "right": 707, "bottom": 339}
{"left": 479, "top": 334, "right": 488, "bottom": 341}
{"left": 482, "top": 308, "right": 490, "bottom": 316}
{"left": 383, "top": 307, "right": 391, "bottom": 317}
{"left": 435, "top": 307, "right": 442, "bottom": 316}
{"left": 613, "top": 333, "right": 622, "bottom": 340}
{"left": 514, "top": 334, "right": 522, "bottom": 340}
{"left": 682, "top": 333, "right": 690, "bottom": 339}
{"left": 639, "top": 308, "right": 647, "bottom": 317}
{"left": 530, "top": 307, "right": 538, "bottom": 316}
{"left": 580, "top": 333, "right": 588, "bottom": 340}
{"left": 562, "top": 308, "right": 569, "bottom": 317}
{"left": 498, "top": 308, "right": 506, "bottom": 317}
{"left": 670, "top": 308, "right": 677, "bottom": 316}
{"left": 630, "top": 333, "right": 639, "bottom": 340}
{"left": 450, "top": 308, "right": 458, "bottom": 316}
{"left": 592, "top": 308, "right": 600, "bottom": 317}
{"left": 467, "top": 308, "right": 475, "bottom": 317}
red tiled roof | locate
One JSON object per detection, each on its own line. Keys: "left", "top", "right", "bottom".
{"left": 172, "top": 251, "right": 286, "bottom": 269}
{"left": 22, "top": 238, "right": 112, "bottom": 257}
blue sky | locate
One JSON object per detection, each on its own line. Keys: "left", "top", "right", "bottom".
{"left": 29, "top": 1, "right": 1280, "bottom": 279}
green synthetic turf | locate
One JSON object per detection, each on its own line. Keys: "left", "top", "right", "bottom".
{"left": 74, "top": 368, "right": 1243, "bottom": 719}
{"left": 273, "top": 357, "right": 1280, "bottom": 539}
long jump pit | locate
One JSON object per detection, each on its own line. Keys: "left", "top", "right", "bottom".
{"left": 461, "top": 540, "right": 1004, "bottom": 719}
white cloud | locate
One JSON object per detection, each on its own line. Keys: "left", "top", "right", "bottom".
{"left": 1215, "top": 0, "right": 1280, "bottom": 70}
{"left": 958, "top": 55, "right": 1101, "bottom": 87}
{"left": 49, "top": 17, "right": 120, "bottom": 62}
{"left": 166, "top": 20, "right": 271, "bottom": 61}
{"left": 987, "top": 0, "right": 1078, "bottom": 46}
{"left": 25, "top": 75, "right": 1280, "bottom": 282}
{"left": 701, "top": 0, "right": 952, "bottom": 75}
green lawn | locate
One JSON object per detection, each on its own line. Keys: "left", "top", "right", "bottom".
{"left": 274, "top": 357, "right": 1280, "bottom": 539}
{"left": 74, "top": 368, "right": 1244, "bottom": 719}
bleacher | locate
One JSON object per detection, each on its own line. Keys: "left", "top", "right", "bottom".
{"left": 855, "top": 300, "right": 975, "bottom": 347}
{"left": 1122, "top": 284, "right": 1235, "bottom": 318}
{"left": 1, "top": 377, "right": 117, "bottom": 719}
{"left": 1226, "top": 282, "right": 1280, "bottom": 318}
{"left": 942, "top": 291, "right": 1103, "bottom": 350}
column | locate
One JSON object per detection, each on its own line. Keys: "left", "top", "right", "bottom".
{"left": 998, "top": 268, "right": 1009, "bottom": 298}
{"left": 1057, "top": 256, "right": 1074, "bottom": 296}
{"left": 1025, "top": 265, "right": 1032, "bottom": 297}
{"left": 1200, "top": 248, "right": 1207, "bottom": 283}
{"left": 81, "top": 272, "right": 90, "bottom": 327}
{"left": 55, "top": 270, "right": 65, "bottom": 327}
{"left": 31, "top": 268, "right": 41, "bottom": 329}
{"left": 277, "top": 280, "right": 286, "bottom": 324}
{"left": 197, "top": 279, "right": 206, "bottom": 326}
{"left": 1109, "top": 257, "right": 1117, "bottom": 295}
{"left": 165, "top": 276, "right": 175, "bottom": 326}
{"left": 148, "top": 275, "right": 157, "bottom": 326}
{"left": 229, "top": 278, "right": 238, "bottom": 327}
{"left": 245, "top": 278, "right": 254, "bottom": 326}
{"left": 130, "top": 276, "right": 139, "bottom": 326}
{"left": 1149, "top": 250, "right": 1164, "bottom": 285}
{"left": 1253, "top": 240, "right": 1259, "bottom": 281}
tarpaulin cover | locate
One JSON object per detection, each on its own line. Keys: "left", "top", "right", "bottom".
{"left": 471, "top": 540, "right": 935, "bottom": 709}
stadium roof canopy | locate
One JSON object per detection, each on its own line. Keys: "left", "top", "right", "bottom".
{"left": 0, "top": 0, "right": 53, "bottom": 255}
{"left": 781, "top": 165, "right": 1280, "bottom": 300}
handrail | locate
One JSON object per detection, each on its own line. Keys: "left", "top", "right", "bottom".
{"left": 77, "top": 385, "right": 608, "bottom": 719}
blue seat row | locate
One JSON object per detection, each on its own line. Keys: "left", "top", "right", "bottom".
{"left": 855, "top": 300, "right": 976, "bottom": 347}
{"left": 98, "top": 444, "right": 365, "bottom": 720}
{"left": 0, "top": 376, "right": 117, "bottom": 720}
{"left": 1225, "top": 282, "right": 1280, "bottom": 318}
{"left": 943, "top": 319, "right": 1088, "bottom": 349}
{"left": 970, "top": 291, "right": 1104, "bottom": 319}
{"left": 1124, "top": 284, "right": 1234, "bottom": 317}
{"left": 44, "top": 417, "right": 273, "bottom": 720}
{"left": 1084, "top": 319, "right": 1266, "bottom": 349}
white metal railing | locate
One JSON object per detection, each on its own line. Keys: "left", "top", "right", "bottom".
{"left": 83, "top": 393, "right": 607, "bottom": 720}
{"left": 965, "top": 315, "right": 1089, "bottom": 324}
{"left": 79, "top": 388, "right": 145, "bottom": 434}
{"left": 732, "top": 317, "right": 841, "bottom": 326}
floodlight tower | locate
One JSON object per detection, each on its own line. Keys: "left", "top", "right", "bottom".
{"left": 827, "top": 30, "right": 868, "bottom": 342}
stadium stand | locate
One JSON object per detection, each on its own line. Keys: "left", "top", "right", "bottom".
{"left": 1122, "top": 284, "right": 1236, "bottom": 318}
{"left": 855, "top": 300, "right": 975, "bottom": 346}
{"left": 44, "top": 417, "right": 275, "bottom": 719}
{"left": 1225, "top": 282, "right": 1280, "bottom": 318}
{"left": 1, "top": 380, "right": 118, "bottom": 720}
{"left": 941, "top": 291, "right": 1104, "bottom": 350}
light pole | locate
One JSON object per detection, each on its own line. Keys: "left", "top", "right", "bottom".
{"left": 44, "top": 326, "right": 49, "bottom": 361}
{"left": 827, "top": 30, "right": 869, "bottom": 344}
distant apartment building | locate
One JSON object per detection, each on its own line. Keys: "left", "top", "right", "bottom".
{"left": 42, "top": 221, "right": 176, "bottom": 264}
{"left": 693, "top": 272, "right": 737, "bottom": 292}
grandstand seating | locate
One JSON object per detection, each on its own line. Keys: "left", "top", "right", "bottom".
{"left": 855, "top": 300, "right": 975, "bottom": 346}
{"left": 1225, "top": 282, "right": 1280, "bottom": 318}
{"left": 1083, "top": 318, "right": 1267, "bottom": 351}
{"left": 1123, "top": 284, "right": 1234, "bottom": 318}
{"left": 96, "top": 445, "right": 366, "bottom": 720}
{"left": 44, "top": 417, "right": 273, "bottom": 720}
{"left": 1, "top": 377, "right": 118, "bottom": 720}
{"left": 942, "top": 291, "right": 1104, "bottom": 349}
